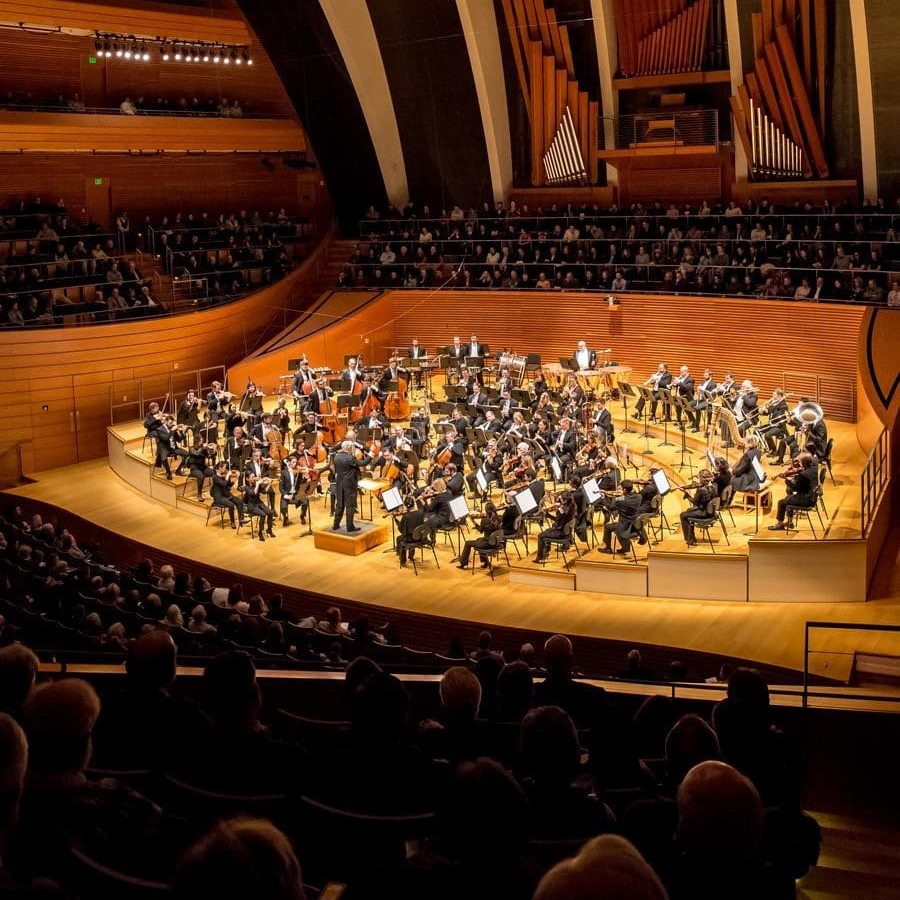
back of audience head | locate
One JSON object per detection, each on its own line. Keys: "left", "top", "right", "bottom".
{"left": 440, "top": 666, "right": 481, "bottom": 723}
{"left": 533, "top": 834, "right": 668, "bottom": 900}
{"left": 126, "top": 629, "right": 177, "bottom": 692}
{"left": 677, "top": 760, "right": 763, "bottom": 864}
{"left": 0, "top": 713, "right": 27, "bottom": 853}
{"left": 442, "top": 758, "right": 529, "bottom": 866}
{"left": 23, "top": 678, "right": 100, "bottom": 775}
{"left": 345, "top": 656, "right": 381, "bottom": 698}
{"left": 664, "top": 714, "right": 720, "bottom": 787}
{"left": 0, "top": 644, "right": 39, "bottom": 720}
{"left": 204, "top": 651, "right": 260, "bottom": 731}
{"left": 543, "top": 634, "right": 574, "bottom": 677}
{"left": 497, "top": 660, "right": 533, "bottom": 722}
{"left": 727, "top": 667, "right": 770, "bottom": 725}
{"left": 351, "top": 671, "right": 408, "bottom": 746}
{"left": 175, "top": 816, "right": 307, "bottom": 900}
{"left": 521, "top": 705, "right": 580, "bottom": 787}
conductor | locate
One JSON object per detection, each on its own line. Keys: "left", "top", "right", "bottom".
{"left": 331, "top": 440, "right": 369, "bottom": 532}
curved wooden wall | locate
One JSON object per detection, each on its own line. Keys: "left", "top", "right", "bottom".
{"left": 231, "top": 290, "right": 864, "bottom": 423}
{"left": 0, "top": 230, "right": 335, "bottom": 473}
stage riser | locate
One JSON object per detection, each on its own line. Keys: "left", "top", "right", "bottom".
{"left": 509, "top": 567, "right": 576, "bottom": 592}
{"left": 647, "top": 553, "right": 749, "bottom": 603}
{"left": 576, "top": 561, "right": 648, "bottom": 597}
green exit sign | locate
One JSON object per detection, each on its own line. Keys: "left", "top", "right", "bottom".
{"left": 88, "top": 56, "right": 97, "bottom": 64}
{"left": 94, "top": 178, "right": 103, "bottom": 186}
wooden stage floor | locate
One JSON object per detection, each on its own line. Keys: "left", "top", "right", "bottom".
{"left": 7, "top": 406, "right": 899, "bottom": 681}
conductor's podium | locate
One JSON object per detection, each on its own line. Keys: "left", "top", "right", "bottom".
{"left": 313, "top": 521, "right": 390, "bottom": 556}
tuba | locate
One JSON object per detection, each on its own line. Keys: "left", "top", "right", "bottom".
{"left": 793, "top": 400, "right": 824, "bottom": 446}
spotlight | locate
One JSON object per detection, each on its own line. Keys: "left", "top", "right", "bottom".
{"left": 212, "top": 48, "right": 221, "bottom": 63}
{"left": 140, "top": 42, "right": 150, "bottom": 61}
{"left": 94, "top": 35, "right": 102, "bottom": 52}
{"left": 223, "top": 52, "right": 231, "bottom": 65}
{"left": 114, "top": 42, "right": 123, "bottom": 58}
{"left": 161, "top": 43, "right": 169, "bottom": 61}
{"left": 242, "top": 49, "right": 252, "bottom": 65}
{"left": 202, "top": 48, "right": 210, "bottom": 62}
{"left": 174, "top": 44, "right": 182, "bottom": 60}
{"left": 229, "top": 50, "right": 237, "bottom": 64}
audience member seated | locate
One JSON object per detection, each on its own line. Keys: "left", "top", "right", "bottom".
{"left": 419, "top": 666, "right": 483, "bottom": 765}
{"left": 533, "top": 634, "right": 606, "bottom": 728}
{"left": 0, "top": 644, "right": 38, "bottom": 721}
{"left": 174, "top": 816, "right": 308, "bottom": 900}
{"left": 520, "top": 705, "right": 615, "bottom": 840}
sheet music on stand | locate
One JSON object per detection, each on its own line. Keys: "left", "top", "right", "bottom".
{"left": 513, "top": 486, "right": 538, "bottom": 515}
{"left": 706, "top": 449, "right": 716, "bottom": 468}
{"left": 550, "top": 456, "right": 563, "bottom": 482}
{"left": 475, "top": 467, "right": 489, "bottom": 492}
{"left": 751, "top": 456, "right": 767, "bottom": 483}
{"left": 652, "top": 469, "right": 671, "bottom": 496}
{"left": 582, "top": 477, "right": 602, "bottom": 504}
{"left": 382, "top": 487, "right": 404, "bottom": 512}
{"left": 449, "top": 495, "right": 470, "bottom": 521}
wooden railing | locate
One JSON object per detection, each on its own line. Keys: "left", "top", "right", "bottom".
{"left": 0, "top": 440, "right": 29, "bottom": 487}
{"left": 861, "top": 427, "right": 891, "bottom": 537}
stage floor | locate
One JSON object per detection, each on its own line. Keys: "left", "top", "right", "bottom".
{"left": 7, "top": 429, "right": 899, "bottom": 681}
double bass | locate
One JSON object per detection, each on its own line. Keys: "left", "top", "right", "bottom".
{"left": 383, "top": 356, "right": 411, "bottom": 421}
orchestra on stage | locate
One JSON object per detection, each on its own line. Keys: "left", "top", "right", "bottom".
{"left": 142, "top": 337, "right": 833, "bottom": 562}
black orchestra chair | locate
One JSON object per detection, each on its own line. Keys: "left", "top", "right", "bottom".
{"left": 538, "top": 519, "right": 577, "bottom": 570}
{"left": 692, "top": 497, "right": 729, "bottom": 553}
{"left": 205, "top": 500, "right": 228, "bottom": 529}
{"left": 821, "top": 438, "right": 836, "bottom": 485}
{"left": 468, "top": 528, "right": 509, "bottom": 579}
{"left": 817, "top": 463, "right": 831, "bottom": 517}
{"left": 719, "top": 484, "right": 737, "bottom": 527}
{"left": 501, "top": 515, "right": 527, "bottom": 560}
{"left": 140, "top": 430, "right": 157, "bottom": 460}
{"left": 611, "top": 513, "right": 652, "bottom": 563}
{"left": 403, "top": 522, "right": 439, "bottom": 575}
{"left": 236, "top": 511, "right": 262, "bottom": 539}
{"left": 646, "top": 492, "right": 673, "bottom": 544}
{"left": 786, "top": 485, "right": 826, "bottom": 539}
{"left": 574, "top": 505, "right": 598, "bottom": 550}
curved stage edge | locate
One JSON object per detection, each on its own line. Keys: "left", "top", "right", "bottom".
{"left": 4, "top": 422, "right": 899, "bottom": 683}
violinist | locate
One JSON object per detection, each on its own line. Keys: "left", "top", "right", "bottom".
{"left": 245, "top": 449, "right": 277, "bottom": 507}
{"left": 468, "top": 441, "right": 503, "bottom": 496}
{"left": 712, "top": 456, "right": 733, "bottom": 497}
{"left": 205, "top": 381, "right": 232, "bottom": 424}
{"left": 502, "top": 442, "right": 535, "bottom": 489}
{"left": 531, "top": 369, "right": 549, "bottom": 401}
{"left": 638, "top": 469, "right": 661, "bottom": 512}
{"left": 211, "top": 461, "right": 244, "bottom": 528}
{"left": 225, "top": 426, "right": 250, "bottom": 466}
{"left": 242, "top": 472, "right": 277, "bottom": 542}
{"left": 768, "top": 452, "right": 820, "bottom": 531}
{"left": 145, "top": 403, "right": 172, "bottom": 480}
{"left": 533, "top": 491, "right": 576, "bottom": 563}
{"left": 197, "top": 411, "right": 219, "bottom": 447}
{"left": 421, "top": 477, "right": 452, "bottom": 528}
{"left": 167, "top": 418, "right": 192, "bottom": 476}
{"left": 456, "top": 501, "right": 503, "bottom": 570}
{"left": 599, "top": 480, "right": 642, "bottom": 554}
{"left": 279, "top": 456, "right": 307, "bottom": 526}
{"left": 443, "top": 462, "right": 465, "bottom": 497}
{"left": 177, "top": 390, "right": 202, "bottom": 428}
{"left": 679, "top": 470, "right": 717, "bottom": 546}
{"left": 186, "top": 441, "right": 217, "bottom": 502}
{"left": 223, "top": 403, "right": 247, "bottom": 438}
{"left": 239, "top": 381, "right": 265, "bottom": 421}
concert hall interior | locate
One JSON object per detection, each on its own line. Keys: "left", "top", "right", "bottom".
{"left": 0, "top": 1, "right": 899, "bottom": 898}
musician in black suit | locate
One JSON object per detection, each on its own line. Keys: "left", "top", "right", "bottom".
{"left": 244, "top": 450, "right": 277, "bottom": 507}
{"left": 550, "top": 416, "right": 578, "bottom": 464}
{"left": 339, "top": 358, "right": 362, "bottom": 392}
{"left": 177, "top": 390, "right": 201, "bottom": 428}
{"left": 735, "top": 380, "right": 760, "bottom": 437}
{"left": 768, "top": 452, "right": 820, "bottom": 530}
{"left": 396, "top": 498, "right": 428, "bottom": 566}
{"left": 572, "top": 340, "right": 597, "bottom": 371}
{"left": 205, "top": 382, "right": 230, "bottom": 424}
{"left": 671, "top": 366, "right": 696, "bottom": 424}
{"left": 243, "top": 472, "right": 276, "bottom": 541}
{"left": 592, "top": 398, "right": 613, "bottom": 442}
{"left": 456, "top": 502, "right": 502, "bottom": 569}
{"left": 186, "top": 442, "right": 217, "bottom": 501}
{"left": 634, "top": 363, "right": 672, "bottom": 421}
{"left": 679, "top": 470, "right": 718, "bottom": 546}
{"left": 731, "top": 435, "right": 763, "bottom": 493}
{"left": 422, "top": 477, "right": 453, "bottom": 528}
{"left": 600, "top": 480, "right": 641, "bottom": 554}
{"left": 144, "top": 403, "right": 171, "bottom": 479}
{"left": 465, "top": 333, "right": 487, "bottom": 360}
{"left": 210, "top": 462, "right": 244, "bottom": 528}
{"left": 534, "top": 491, "right": 576, "bottom": 563}
{"left": 154, "top": 415, "right": 179, "bottom": 480}
{"left": 477, "top": 409, "right": 503, "bottom": 435}
{"left": 407, "top": 339, "right": 427, "bottom": 360}
{"left": 331, "top": 440, "right": 370, "bottom": 531}
{"left": 443, "top": 463, "right": 465, "bottom": 498}
{"left": 447, "top": 336, "right": 466, "bottom": 361}
{"left": 690, "top": 370, "right": 717, "bottom": 432}
{"left": 759, "top": 389, "right": 790, "bottom": 459}
{"left": 291, "top": 360, "right": 316, "bottom": 398}
{"left": 305, "top": 380, "right": 334, "bottom": 417}
{"left": 279, "top": 457, "right": 307, "bottom": 526}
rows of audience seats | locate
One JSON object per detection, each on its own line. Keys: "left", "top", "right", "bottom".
{"left": 1, "top": 90, "right": 260, "bottom": 118}
{"left": 0, "top": 501, "right": 821, "bottom": 898}
{"left": 0, "top": 199, "right": 311, "bottom": 326}
{"left": 348, "top": 198, "right": 900, "bottom": 305}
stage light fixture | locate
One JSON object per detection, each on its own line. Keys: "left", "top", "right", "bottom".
{"left": 140, "top": 42, "right": 150, "bottom": 61}
{"left": 212, "top": 48, "right": 221, "bottom": 63}
{"left": 161, "top": 43, "right": 170, "bottom": 60}
{"left": 114, "top": 41, "right": 123, "bottom": 58}
{"left": 244, "top": 50, "right": 252, "bottom": 65}
{"left": 229, "top": 50, "right": 237, "bottom": 64}
{"left": 223, "top": 52, "right": 231, "bottom": 65}
{"left": 202, "top": 48, "right": 210, "bottom": 62}
{"left": 174, "top": 44, "right": 182, "bottom": 60}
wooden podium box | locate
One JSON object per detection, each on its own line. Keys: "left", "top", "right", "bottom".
{"left": 313, "top": 522, "right": 389, "bottom": 556}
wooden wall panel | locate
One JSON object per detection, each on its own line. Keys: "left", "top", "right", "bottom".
{"left": 227, "top": 289, "right": 865, "bottom": 425}
{"left": 0, "top": 31, "right": 82, "bottom": 100}
{"left": 0, "top": 231, "right": 335, "bottom": 473}
{"left": 0, "top": 111, "right": 304, "bottom": 153}
{"left": 0, "top": 154, "right": 315, "bottom": 225}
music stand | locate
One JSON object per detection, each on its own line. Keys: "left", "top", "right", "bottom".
{"left": 582, "top": 477, "right": 602, "bottom": 505}
{"left": 448, "top": 494, "right": 471, "bottom": 560}
{"left": 513, "top": 486, "right": 538, "bottom": 516}
{"left": 466, "top": 355, "right": 485, "bottom": 373}
{"left": 636, "top": 385, "right": 655, "bottom": 455}
{"left": 672, "top": 396, "right": 695, "bottom": 475}
{"left": 650, "top": 468, "right": 675, "bottom": 540}
{"left": 746, "top": 456, "right": 769, "bottom": 535}
{"left": 657, "top": 389, "right": 675, "bottom": 448}
{"left": 296, "top": 480, "right": 316, "bottom": 536}
{"left": 381, "top": 486, "right": 405, "bottom": 552}
{"left": 619, "top": 382, "right": 636, "bottom": 434}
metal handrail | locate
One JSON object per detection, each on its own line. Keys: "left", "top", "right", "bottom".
{"left": 861, "top": 428, "right": 891, "bottom": 536}
{"left": 804, "top": 620, "right": 900, "bottom": 708}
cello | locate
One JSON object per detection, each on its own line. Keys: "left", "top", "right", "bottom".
{"left": 383, "top": 355, "right": 411, "bottom": 421}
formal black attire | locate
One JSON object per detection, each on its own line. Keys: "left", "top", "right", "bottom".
{"left": 211, "top": 473, "right": 243, "bottom": 525}
{"left": 572, "top": 348, "right": 597, "bottom": 371}
{"left": 535, "top": 504, "right": 575, "bottom": 561}
{"left": 775, "top": 463, "right": 819, "bottom": 523}
{"left": 244, "top": 459, "right": 277, "bottom": 506}
{"left": 635, "top": 371, "right": 673, "bottom": 420}
{"left": 177, "top": 399, "right": 200, "bottom": 428}
{"left": 458, "top": 511, "right": 503, "bottom": 567}
{"left": 602, "top": 491, "right": 642, "bottom": 552}
{"left": 690, "top": 377, "right": 717, "bottom": 430}
{"left": 186, "top": 445, "right": 215, "bottom": 499}
{"left": 593, "top": 407, "right": 613, "bottom": 441}
{"left": 280, "top": 466, "right": 307, "bottom": 524}
{"left": 731, "top": 449, "right": 762, "bottom": 492}
{"left": 331, "top": 449, "right": 368, "bottom": 530}
{"left": 423, "top": 489, "right": 453, "bottom": 528}
{"left": 397, "top": 506, "right": 428, "bottom": 564}
{"left": 680, "top": 483, "right": 717, "bottom": 543}
{"left": 243, "top": 482, "right": 275, "bottom": 538}
{"left": 672, "top": 375, "right": 695, "bottom": 423}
